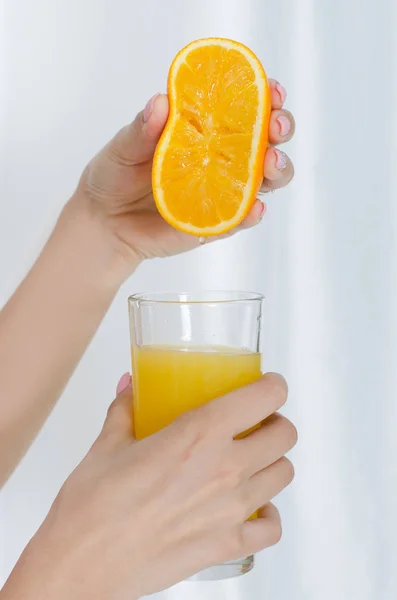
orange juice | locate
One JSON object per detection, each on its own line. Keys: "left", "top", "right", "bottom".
{"left": 132, "top": 345, "right": 261, "bottom": 439}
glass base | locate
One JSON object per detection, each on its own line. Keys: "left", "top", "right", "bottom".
{"left": 188, "top": 556, "right": 254, "bottom": 581}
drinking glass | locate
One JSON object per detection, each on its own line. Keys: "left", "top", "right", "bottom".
{"left": 128, "top": 291, "right": 264, "bottom": 581}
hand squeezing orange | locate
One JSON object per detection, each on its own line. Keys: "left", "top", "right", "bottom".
{"left": 152, "top": 38, "right": 272, "bottom": 237}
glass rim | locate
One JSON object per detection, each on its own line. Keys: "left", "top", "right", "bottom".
{"left": 128, "top": 290, "right": 265, "bottom": 306}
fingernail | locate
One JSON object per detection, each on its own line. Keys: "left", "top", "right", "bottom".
{"left": 275, "top": 149, "right": 288, "bottom": 171}
{"left": 116, "top": 372, "right": 132, "bottom": 395}
{"left": 259, "top": 202, "right": 266, "bottom": 221}
{"left": 277, "top": 115, "right": 291, "bottom": 137}
{"left": 143, "top": 93, "right": 159, "bottom": 123}
{"left": 276, "top": 82, "right": 287, "bottom": 104}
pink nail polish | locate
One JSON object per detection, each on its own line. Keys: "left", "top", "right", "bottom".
{"left": 275, "top": 149, "right": 288, "bottom": 171}
{"left": 143, "top": 93, "right": 159, "bottom": 123}
{"left": 277, "top": 115, "right": 291, "bottom": 137}
{"left": 276, "top": 82, "right": 287, "bottom": 104}
{"left": 116, "top": 372, "right": 132, "bottom": 395}
{"left": 259, "top": 203, "right": 266, "bottom": 221}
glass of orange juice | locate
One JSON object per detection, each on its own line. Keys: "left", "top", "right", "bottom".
{"left": 128, "top": 291, "right": 264, "bottom": 581}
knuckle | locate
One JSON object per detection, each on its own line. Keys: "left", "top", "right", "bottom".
{"left": 231, "top": 489, "right": 250, "bottom": 523}
{"left": 228, "top": 500, "right": 248, "bottom": 526}
{"left": 279, "top": 416, "right": 298, "bottom": 448}
{"left": 266, "top": 518, "right": 283, "bottom": 547}
{"left": 174, "top": 408, "right": 200, "bottom": 432}
{"left": 107, "top": 127, "right": 137, "bottom": 167}
{"left": 219, "top": 463, "right": 245, "bottom": 493}
{"left": 264, "top": 373, "right": 288, "bottom": 406}
{"left": 173, "top": 408, "right": 208, "bottom": 448}
{"left": 218, "top": 527, "right": 246, "bottom": 561}
{"left": 102, "top": 396, "right": 132, "bottom": 441}
{"left": 287, "top": 421, "right": 298, "bottom": 448}
{"left": 280, "top": 456, "right": 295, "bottom": 484}
{"left": 220, "top": 479, "right": 250, "bottom": 528}
{"left": 54, "top": 470, "right": 89, "bottom": 515}
{"left": 106, "top": 398, "right": 119, "bottom": 419}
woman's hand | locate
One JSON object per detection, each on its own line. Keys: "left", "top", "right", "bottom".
{"left": 0, "top": 79, "right": 294, "bottom": 485}
{"left": 3, "top": 374, "right": 296, "bottom": 600}
{"left": 74, "top": 80, "right": 295, "bottom": 270}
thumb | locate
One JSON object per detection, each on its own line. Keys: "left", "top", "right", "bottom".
{"left": 108, "top": 94, "right": 169, "bottom": 166}
{"left": 100, "top": 373, "right": 136, "bottom": 442}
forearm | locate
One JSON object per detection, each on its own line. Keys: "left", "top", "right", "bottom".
{"left": 0, "top": 198, "right": 137, "bottom": 484}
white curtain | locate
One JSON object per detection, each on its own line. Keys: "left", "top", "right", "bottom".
{"left": 1, "top": 1, "right": 396, "bottom": 598}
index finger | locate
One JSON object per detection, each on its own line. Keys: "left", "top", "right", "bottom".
{"left": 202, "top": 373, "right": 288, "bottom": 437}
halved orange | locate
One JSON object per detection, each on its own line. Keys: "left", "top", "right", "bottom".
{"left": 152, "top": 38, "right": 271, "bottom": 236}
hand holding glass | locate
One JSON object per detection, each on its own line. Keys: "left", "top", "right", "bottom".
{"left": 129, "top": 291, "right": 264, "bottom": 580}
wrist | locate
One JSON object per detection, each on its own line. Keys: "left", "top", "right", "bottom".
{"left": 0, "top": 539, "right": 59, "bottom": 600}
{"left": 1, "top": 531, "right": 141, "bottom": 600}
{"left": 58, "top": 196, "right": 141, "bottom": 290}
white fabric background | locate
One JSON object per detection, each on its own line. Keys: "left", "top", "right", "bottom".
{"left": 1, "top": 0, "right": 397, "bottom": 598}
